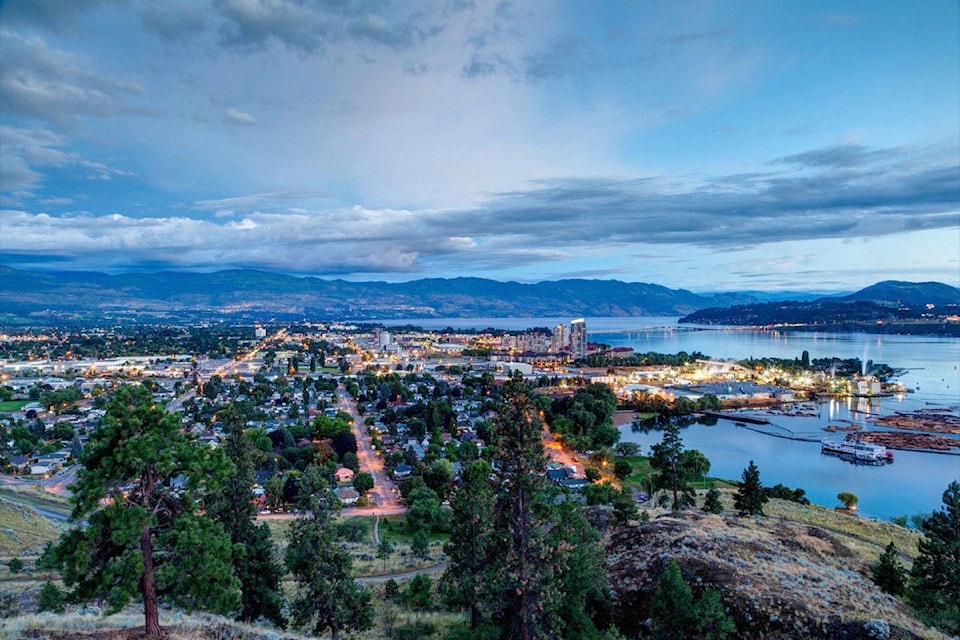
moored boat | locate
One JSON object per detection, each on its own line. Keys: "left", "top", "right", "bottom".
{"left": 821, "top": 435, "right": 894, "bottom": 464}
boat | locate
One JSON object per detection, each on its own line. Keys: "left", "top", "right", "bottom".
{"left": 821, "top": 435, "right": 894, "bottom": 464}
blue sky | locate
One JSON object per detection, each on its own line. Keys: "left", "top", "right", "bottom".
{"left": 1, "top": 0, "right": 958, "bottom": 292}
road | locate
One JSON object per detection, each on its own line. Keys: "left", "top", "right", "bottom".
{"left": 336, "top": 385, "right": 402, "bottom": 511}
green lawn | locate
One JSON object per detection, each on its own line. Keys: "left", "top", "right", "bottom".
{"left": 0, "top": 401, "right": 29, "bottom": 412}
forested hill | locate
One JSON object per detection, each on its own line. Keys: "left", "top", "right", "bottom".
{"left": 0, "top": 265, "right": 754, "bottom": 323}
{"left": 679, "top": 281, "right": 960, "bottom": 336}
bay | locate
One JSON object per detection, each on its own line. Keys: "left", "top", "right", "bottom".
{"left": 384, "top": 316, "right": 960, "bottom": 520}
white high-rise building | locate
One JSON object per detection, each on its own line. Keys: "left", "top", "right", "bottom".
{"left": 550, "top": 324, "right": 570, "bottom": 353}
{"left": 570, "top": 318, "right": 587, "bottom": 360}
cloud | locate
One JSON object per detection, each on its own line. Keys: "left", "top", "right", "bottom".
{"left": 0, "top": 125, "right": 133, "bottom": 193}
{"left": 0, "top": 0, "right": 119, "bottom": 34}
{"left": 225, "top": 107, "right": 256, "bottom": 126}
{"left": 140, "top": 1, "right": 209, "bottom": 42}
{"left": 3, "top": 142, "right": 956, "bottom": 278}
{"left": 0, "top": 29, "right": 140, "bottom": 127}
{"left": 212, "top": 0, "right": 444, "bottom": 55}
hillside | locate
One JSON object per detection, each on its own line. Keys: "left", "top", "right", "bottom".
{"left": 606, "top": 503, "right": 945, "bottom": 640}
{"left": 679, "top": 281, "right": 960, "bottom": 335}
{"left": 0, "top": 265, "right": 754, "bottom": 323}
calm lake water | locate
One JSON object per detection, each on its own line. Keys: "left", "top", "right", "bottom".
{"left": 385, "top": 316, "right": 960, "bottom": 520}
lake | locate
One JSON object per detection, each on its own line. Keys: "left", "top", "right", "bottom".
{"left": 384, "top": 316, "right": 960, "bottom": 520}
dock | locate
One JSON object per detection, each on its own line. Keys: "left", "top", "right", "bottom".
{"left": 702, "top": 411, "right": 770, "bottom": 425}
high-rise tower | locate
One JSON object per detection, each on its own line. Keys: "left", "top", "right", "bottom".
{"left": 570, "top": 318, "right": 587, "bottom": 360}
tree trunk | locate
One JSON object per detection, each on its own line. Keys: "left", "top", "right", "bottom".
{"left": 331, "top": 623, "right": 340, "bottom": 640}
{"left": 141, "top": 523, "right": 161, "bottom": 638}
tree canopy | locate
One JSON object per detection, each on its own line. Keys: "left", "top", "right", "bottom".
{"left": 43, "top": 385, "right": 239, "bottom": 637}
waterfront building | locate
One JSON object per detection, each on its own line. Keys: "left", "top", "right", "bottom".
{"left": 570, "top": 318, "right": 587, "bottom": 360}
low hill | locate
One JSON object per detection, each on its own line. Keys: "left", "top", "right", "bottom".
{"left": 679, "top": 281, "right": 960, "bottom": 335}
{"left": 0, "top": 265, "right": 754, "bottom": 323}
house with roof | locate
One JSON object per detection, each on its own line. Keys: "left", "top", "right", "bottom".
{"left": 334, "top": 467, "right": 355, "bottom": 484}
{"left": 335, "top": 486, "right": 359, "bottom": 505}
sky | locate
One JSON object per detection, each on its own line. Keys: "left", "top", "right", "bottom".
{"left": 0, "top": 0, "right": 958, "bottom": 293}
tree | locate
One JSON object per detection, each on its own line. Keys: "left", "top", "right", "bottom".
{"left": 285, "top": 475, "right": 374, "bottom": 640}
{"left": 546, "top": 500, "right": 610, "bottom": 638}
{"left": 910, "top": 480, "right": 960, "bottom": 634}
{"left": 353, "top": 471, "right": 374, "bottom": 495}
{"left": 376, "top": 538, "right": 394, "bottom": 572}
{"left": 410, "top": 528, "right": 430, "bottom": 561}
{"left": 43, "top": 385, "right": 239, "bottom": 638}
{"left": 612, "top": 487, "right": 639, "bottom": 526}
{"left": 872, "top": 541, "right": 907, "bottom": 596}
{"left": 613, "top": 460, "right": 632, "bottom": 480}
{"left": 649, "top": 560, "right": 695, "bottom": 640}
{"left": 837, "top": 491, "right": 859, "bottom": 510}
{"left": 490, "top": 380, "right": 559, "bottom": 640}
{"left": 37, "top": 581, "right": 65, "bottom": 613}
{"left": 264, "top": 475, "right": 284, "bottom": 510}
{"left": 444, "top": 460, "right": 495, "bottom": 628}
{"left": 650, "top": 559, "right": 735, "bottom": 640}
{"left": 733, "top": 460, "right": 767, "bottom": 516}
{"left": 207, "top": 405, "right": 285, "bottom": 627}
{"left": 7, "top": 558, "right": 23, "bottom": 573}
{"left": 650, "top": 424, "right": 703, "bottom": 511}
{"left": 406, "top": 573, "right": 433, "bottom": 610}
{"left": 702, "top": 487, "right": 724, "bottom": 514}
{"left": 423, "top": 458, "right": 455, "bottom": 500}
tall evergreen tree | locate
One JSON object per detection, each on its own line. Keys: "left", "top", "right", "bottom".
{"left": 733, "top": 460, "right": 767, "bottom": 516}
{"left": 649, "top": 424, "right": 706, "bottom": 511}
{"left": 285, "top": 467, "right": 374, "bottom": 640}
{"left": 444, "top": 459, "right": 495, "bottom": 628}
{"left": 547, "top": 500, "right": 610, "bottom": 638}
{"left": 42, "top": 385, "right": 239, "bottom": 638}
{"left": 872, "top": 541, "right": 907, "bottom": 597}
{"left": 910, "top": 480, "right": 960, "bottom": 634}
{"left": 490, "top": 379, "right": 559, "bottom": 640}
{"left": 208, "top": 404, "right": 285, "bottom": 626}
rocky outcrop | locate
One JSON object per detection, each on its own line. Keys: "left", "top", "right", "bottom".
{"left": 605, "top": 513, "right": 946, "bottom": 640}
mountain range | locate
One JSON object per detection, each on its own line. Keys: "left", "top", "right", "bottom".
{"left": 0, "top": 266, "right": 957, "bottom": 327}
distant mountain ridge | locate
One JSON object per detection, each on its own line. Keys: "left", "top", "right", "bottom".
{"left": 0, "top": 265, "right": 754, "bottom": 324}
{"left": 679, "top": 280, "right": 960, "bottom": 336}
{"left": 1, "top": 266, "right": 956, "bottom": 329}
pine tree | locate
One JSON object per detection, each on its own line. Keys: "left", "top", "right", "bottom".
{"left": 649, "top": 424, "right": 708, "bottom": 511}
{"left": 910, "top": 480, "right": 960, "bottom": 634}
{"left": 208, "top": 404, "right": 285, "bottom": 626}
{"left": 702, "top": 487, "right": 724, "bottom": 514}
{"left": 733, "top": 460, "right": 767, "bottom": 516}
{"left": 693, "top": 588, "right": 736, "bottom": 640}
{"left": 612, "top": 487, "right": 639, "bottom": 525}
{"left": 650, "top": 559, "right": 735, "bottom": 640}
{"left": 490, "top": 379, "right": 559, "bottom": 640}
{"left": 547, "top": 500, "right": 610, "bottom": 638}
{"left": 37, "top": 581, "right": 65, "bottom": 613}
{"left": 872, "top": 541, "right": 907, "bottom": 596}
{"left": 285, "top": 468, "right": 374, "bottom": 640}
{"left": 444, "top": 459, "right": 495, "bottom": 628}
{"left": 649, "top": 560, "right": 695, "bottom": 640}
{"left": 43, "top": 385, "right": 240, "bottom": 638}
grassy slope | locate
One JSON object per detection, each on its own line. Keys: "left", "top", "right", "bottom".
{"left": 0, "top": 499, "right": 63, "bottom": 557}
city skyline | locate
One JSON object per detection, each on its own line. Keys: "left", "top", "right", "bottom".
{"left": 1, "top": 0, "right": 958, "bottom": 293}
